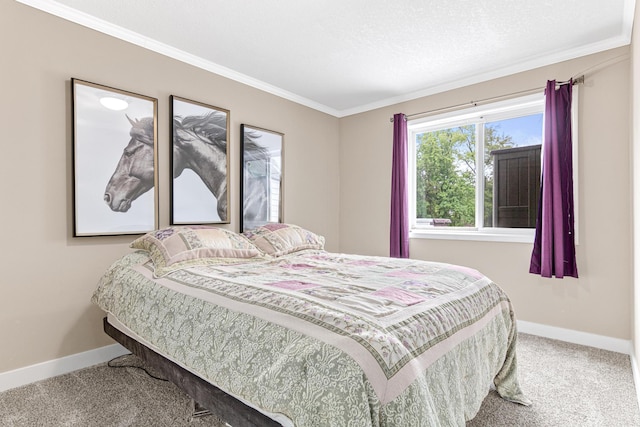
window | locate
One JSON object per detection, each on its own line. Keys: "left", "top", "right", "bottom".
{"left": 408, "top": 94, "right": 545, "bottom": 242}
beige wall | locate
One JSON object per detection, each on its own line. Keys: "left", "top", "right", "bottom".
{"left": 340, "top": 47, "right": 633, "bottom": 340}
{"left": 0, "top": 2, "right": 340, "bottom": 373}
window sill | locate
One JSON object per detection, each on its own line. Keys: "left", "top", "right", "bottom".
{"left": 410, "top": 228, "right": 535, "bottom": 243}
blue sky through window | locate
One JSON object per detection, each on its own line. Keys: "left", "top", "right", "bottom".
{"left": 488, "top": 114, "right": 543, "bottom": 147}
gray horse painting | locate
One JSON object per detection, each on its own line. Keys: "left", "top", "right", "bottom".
{"left": 241, "top": 127, "right": 283, "bottom": 231}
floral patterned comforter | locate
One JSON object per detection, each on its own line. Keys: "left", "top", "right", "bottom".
{"left": 92, "top": 250, "right": 529, "bottom": 426}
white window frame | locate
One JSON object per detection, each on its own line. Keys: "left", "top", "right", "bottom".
{"left": 408, "top": 92, "right": 577, "bottom": 243}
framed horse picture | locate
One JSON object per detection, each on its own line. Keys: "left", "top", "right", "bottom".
{"left": 240, "top": 125, "right": 284, "bottom": 232}
{"left": 170, "top": 96, "right": 230, "bottom": 225}
{"left": 71, "top": 79, "right": 158, "bottom": 237}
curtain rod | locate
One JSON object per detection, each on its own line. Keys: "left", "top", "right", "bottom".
{"left": 389, "top": 75, "right": 584, "bottom": 122}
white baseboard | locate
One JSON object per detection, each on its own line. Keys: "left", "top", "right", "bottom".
{"left": 517, "top": 320, "right": 632, "bottom": 354}
{"left": 0, "top": 321, "right": 634, "bottom": 394}
{"left": 0, "top": 343, "right": 129, "bottom": 393}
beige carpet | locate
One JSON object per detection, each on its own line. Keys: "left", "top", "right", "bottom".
{"left": 0, "top": 333, "right": 638, "bottom": 426}
{"left": 468, "top": 333, "right": 640, "bottom": 426}
{"left": 0, "top": 355, "right": 226, "bottom": 427}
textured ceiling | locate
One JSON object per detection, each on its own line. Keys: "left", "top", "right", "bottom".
{"left": 18, "top": 0, "right": 636, "bottom": 117}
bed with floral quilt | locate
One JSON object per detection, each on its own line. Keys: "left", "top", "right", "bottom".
{"left": 92, "top": 223, "right": 530, "bottom": 426}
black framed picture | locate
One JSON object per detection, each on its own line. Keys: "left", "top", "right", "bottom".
{"left": 72, "top": 78, "right": 158, "bottom": 236}
{"left": 170, "top": 96, "right": 230, "bottom": 224}
{"left": 240, "top": 124, "right": 284, "bottom": 232}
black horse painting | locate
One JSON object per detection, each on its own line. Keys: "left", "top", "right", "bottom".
{"left": 104, "top": 112, "right": 229, "bottom": 221}
{"left": 104, "top": 116, "right": 155, "bottom": 213}
{"left": 172, "top": 112, "right": 228, "bottom": 221}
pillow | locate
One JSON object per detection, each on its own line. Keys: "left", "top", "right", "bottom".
{"left": 130, "top": 226, "right": 263, "bottom": 276}
{"left": 243, "top": 223, "right": 325, "bottom": 257}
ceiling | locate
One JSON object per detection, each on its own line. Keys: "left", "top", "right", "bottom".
{"left": 19, "top": 0, "right": 636, "bottom": 117}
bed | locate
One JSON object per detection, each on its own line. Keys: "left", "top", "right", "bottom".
{"left": 92, "top": 223, "right": 530, "bottom": 426}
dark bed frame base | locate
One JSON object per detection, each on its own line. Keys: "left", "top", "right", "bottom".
{"left": 103, "top": 317, "right": 282, "bottom": 427}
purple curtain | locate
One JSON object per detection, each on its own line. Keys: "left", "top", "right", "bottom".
{"left": 390, "top": 113, "right": 409, "bottom": 258}
{"left": 530, "top": 80, "right": 578, "bottom": 278}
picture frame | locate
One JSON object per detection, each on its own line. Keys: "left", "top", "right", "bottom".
{"left": 170, "top": 96, "right": 230, "bottom": 224}
{"left": 72, "top": 78, "right": 158, "bottom": 237}
{"left": 240, "top": 124, "right": 284, "bottom": 232}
